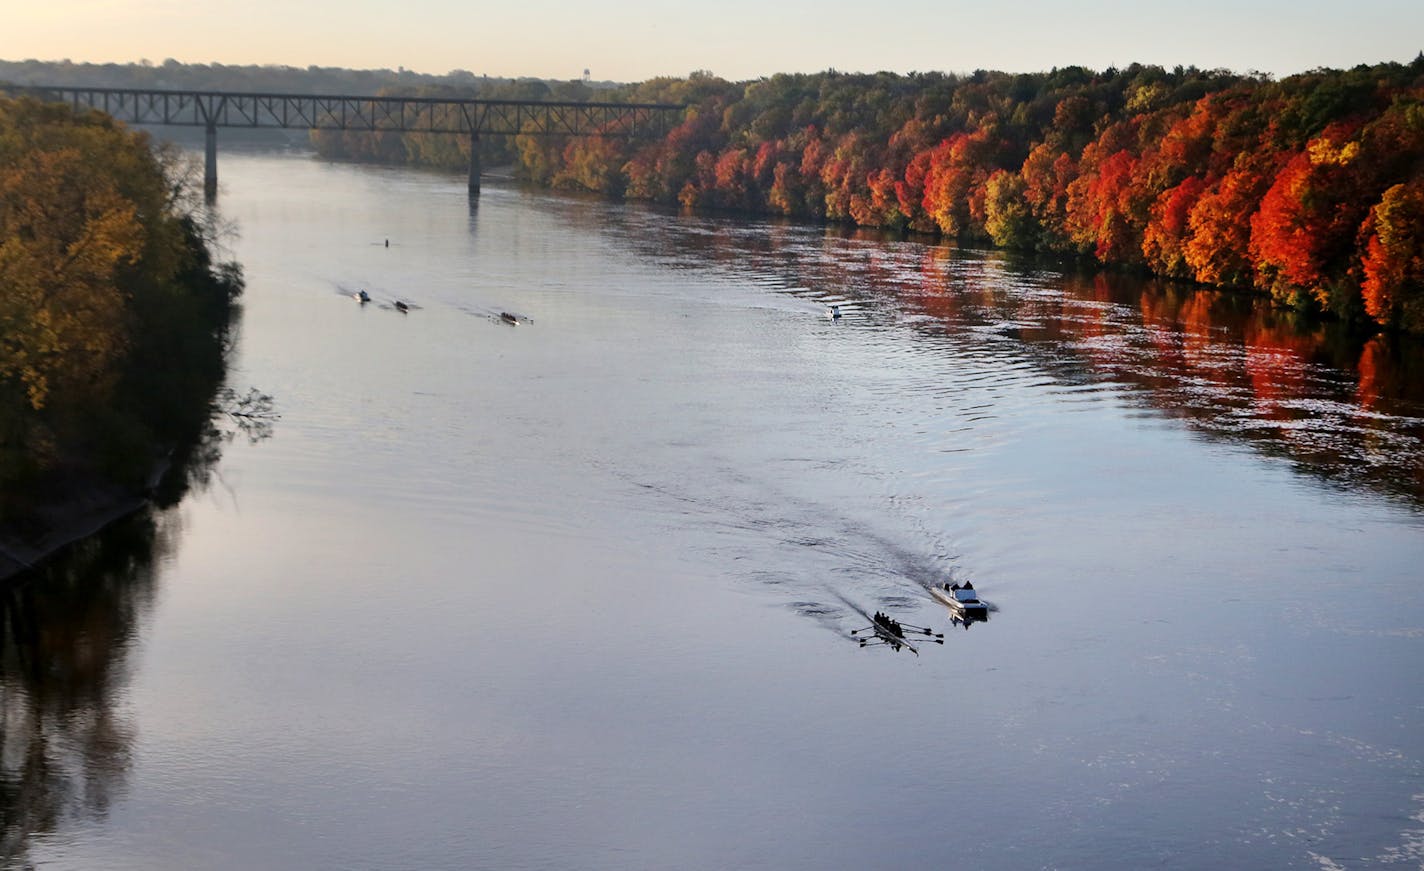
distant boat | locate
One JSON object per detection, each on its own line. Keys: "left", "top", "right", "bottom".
{"left": 394, "top": 300, "right": 409, "bottom": 313}
{"left": 500, "top": 312, "right": 520, "bottom": 325}
{"left": 828, "top": 305, "right": 842, "bottom": 319}
{"left": 356, "top": 289, "right": 370, "bottom": 303}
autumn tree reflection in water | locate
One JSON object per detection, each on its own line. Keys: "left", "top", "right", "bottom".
{"left": 0, "top": 394, "right": 272, "bottom": 868}
{"left": 902, "top": 252, "right": 1424, "bottom": 506}
{"left": 607, "top": 215, "right": 1424, "bottom": 508}
{"left": 1, "top": 513, "right": 161, "bottom": 866}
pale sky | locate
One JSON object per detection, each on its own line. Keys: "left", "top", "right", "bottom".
{"left": 3, "top": 0, "right": 1421, "bottom": 83}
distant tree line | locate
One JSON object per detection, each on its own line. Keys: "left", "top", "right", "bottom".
{"left": 0, "top": 96, "right": 244, "bottom": 521}
{"left": 0, "top": 57, "right": 614, "bottom": 96}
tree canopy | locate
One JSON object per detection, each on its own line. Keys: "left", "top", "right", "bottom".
{"left": 0, "top": 97, "right": 243, "bottom": 517}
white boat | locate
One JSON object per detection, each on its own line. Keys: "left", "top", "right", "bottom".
{"left": 931, "top": 582, "right": 988, "bottom": 620}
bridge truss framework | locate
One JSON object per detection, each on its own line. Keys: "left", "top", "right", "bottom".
{"left": 1, "top": 84, "right": 685, "bottom": 197}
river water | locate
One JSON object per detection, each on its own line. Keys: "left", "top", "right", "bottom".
{"left": 5, "top": 150, "right": 1424, "bottom": 870}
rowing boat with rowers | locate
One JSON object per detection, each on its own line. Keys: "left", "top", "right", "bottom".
{"left": 851, "top": 611, "right": 943, "bottom": 654}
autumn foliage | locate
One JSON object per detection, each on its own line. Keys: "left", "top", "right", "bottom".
{"left": 1, "top": 97, "right": 243, "bottom": 513}
{"left": 310, "top": 60, "right": 1424, "bottom": 332}
{"left": 610, "top": 62, "right": 1424, "bottom": 331}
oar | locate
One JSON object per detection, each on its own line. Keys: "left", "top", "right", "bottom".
{"left": 897, "top": 623, "right": 944, "bottom": 638}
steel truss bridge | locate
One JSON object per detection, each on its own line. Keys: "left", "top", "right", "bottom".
{"left": 1, "top": 84, "right": 686, "bottom": 197}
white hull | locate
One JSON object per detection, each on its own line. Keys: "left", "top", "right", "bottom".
{"left": 931, "top": 584, "right": 988, "bottom": 619}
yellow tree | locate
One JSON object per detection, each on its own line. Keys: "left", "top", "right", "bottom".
{"left": 0, "top": 110, "right": 155, "bottom": 410}
{"left": 0, "top": 97, "right": 193, "bottom": 489}
{"left": 1360, "top": 181, "right": 1424, "bottom": 331}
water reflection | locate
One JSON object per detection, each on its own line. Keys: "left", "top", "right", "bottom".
{"left": 921, "top": 266, "right": 1424, "bottom": 510}
{"left": 0, "top": 513, "right": 159, "bottom": 867}
{"left": 1, "top": 388, "right": 273, "bottom": 867}
{"left": 596, "top": 209, "right": 1424, "bottom": 509}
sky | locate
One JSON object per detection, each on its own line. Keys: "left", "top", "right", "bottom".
{"left": 3, "top": 0, "right": 1421, "bottom": 83}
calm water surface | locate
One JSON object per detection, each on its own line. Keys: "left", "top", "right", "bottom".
{"left": 5, "top": 151, "right": 1424, "bottom": 870}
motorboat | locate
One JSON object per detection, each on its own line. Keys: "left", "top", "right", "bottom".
{"left": 931, "top": 582, "right": 988, "bottom": 620}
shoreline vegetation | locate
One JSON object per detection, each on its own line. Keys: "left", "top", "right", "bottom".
{"left": 0, "top": 95, "right": 247, "bottom": 581}
{"left": 325, "top": 60, "right": 1424, "bottom": 335}
{"left": 3, "top": 58, "right": 1422, "bottom": 331}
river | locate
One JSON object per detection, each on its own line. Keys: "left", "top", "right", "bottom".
{"left": 4, "top": 150, "right": 1424, "bottom": 870}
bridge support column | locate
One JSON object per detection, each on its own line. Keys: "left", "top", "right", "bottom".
{"left": 204, "top": 122, "right": 218, "bottom": 201}
{"left": 468, "top": 131, "right": 480, "bottom": 196}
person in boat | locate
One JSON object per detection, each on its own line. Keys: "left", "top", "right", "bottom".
{"left": 948, "top": 582, "right": 960, "bottom": 591}
{"left": 963, "top": 581, "right": 974, "bottom": 590}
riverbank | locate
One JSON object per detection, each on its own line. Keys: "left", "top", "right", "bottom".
{"left": 0, "top": 462, "right": 168, "bottom": 582}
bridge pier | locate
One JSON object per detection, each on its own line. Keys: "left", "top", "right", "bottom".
{"left": 468, "top": 131, "right": 480, "bottom": 195}
{"left": 204, "top": 122, "right": 218, "bottom": 200}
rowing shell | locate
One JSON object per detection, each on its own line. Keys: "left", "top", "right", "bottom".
{"left": 868, "top": 619, "right": 919, "bottom": 654}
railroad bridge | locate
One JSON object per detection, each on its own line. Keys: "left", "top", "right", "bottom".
{"left": 0, "top": 84, "right": 685, "bottom": 198}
